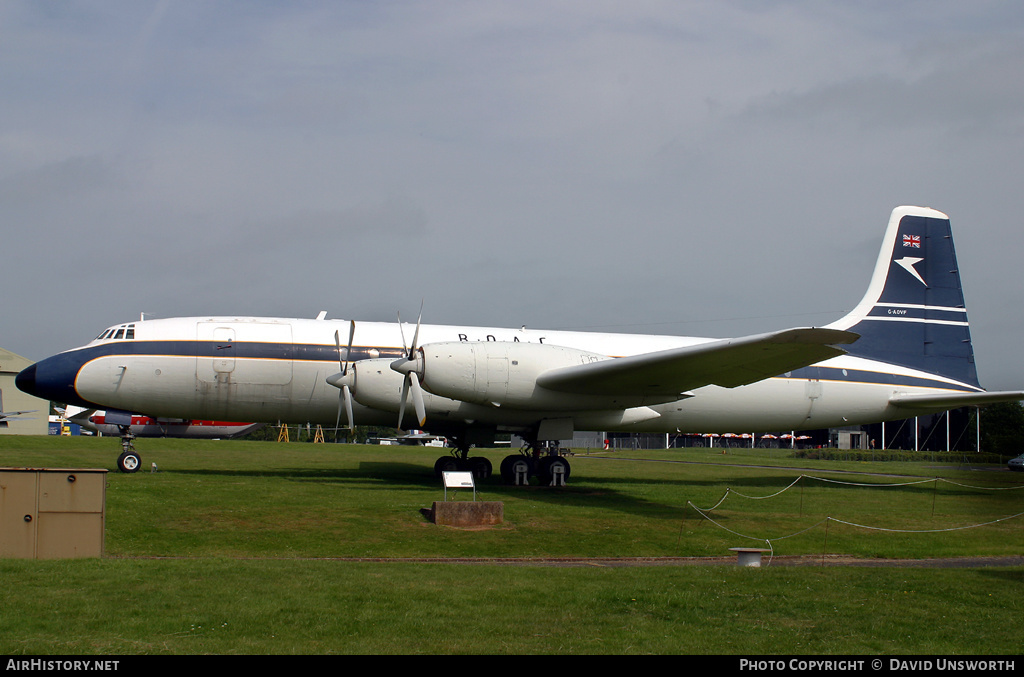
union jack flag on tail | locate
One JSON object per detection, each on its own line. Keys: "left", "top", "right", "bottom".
{"left": 903, "top": 234, "right": 921, "bottom": 248}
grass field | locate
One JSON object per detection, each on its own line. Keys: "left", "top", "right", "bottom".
{"left": 1, "top": 435, "right": 1022, "bottom": 654}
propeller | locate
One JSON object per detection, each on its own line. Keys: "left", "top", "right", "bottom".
{"left": 326, "top": 322, "right": 356, "bottom": 440}
{"left": 392, "top": 305, "right": 426, "bottom": 429}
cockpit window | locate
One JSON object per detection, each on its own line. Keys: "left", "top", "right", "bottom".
{"left": 95, "top": 324, "right": 136, "bottom": 342}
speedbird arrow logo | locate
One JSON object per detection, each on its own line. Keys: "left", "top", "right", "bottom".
{"left": 895, "top": 256, "right": 927, "bottom": 287}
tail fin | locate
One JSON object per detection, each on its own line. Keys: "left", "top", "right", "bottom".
{"left": 827, "top": 206, "right": 981, "bottom": 390}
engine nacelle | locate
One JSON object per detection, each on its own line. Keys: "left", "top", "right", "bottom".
{"left": 414, "top": 341, "right": 667, "bottom": 411}
{"left": 345, "top": 358, "right": 454, "bottom": 417}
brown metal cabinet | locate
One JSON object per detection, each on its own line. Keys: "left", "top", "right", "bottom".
{"left": 0, "top": 468, "right": 107, "bottom": 559}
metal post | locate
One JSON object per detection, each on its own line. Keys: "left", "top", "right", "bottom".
{"left": 976, "top": 406, "right": 981, "bottom": 453}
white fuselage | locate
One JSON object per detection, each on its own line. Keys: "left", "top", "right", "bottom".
{"left": 64, "top": 315, "right": 977, "bottom": 435}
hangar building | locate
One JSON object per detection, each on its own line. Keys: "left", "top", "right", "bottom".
{"left": 1, "top": 348, "right": 49, "bottom": 435}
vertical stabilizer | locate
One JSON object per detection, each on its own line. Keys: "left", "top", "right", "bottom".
{"left": 827, "top": 206, "right": 981, "bottom": 390}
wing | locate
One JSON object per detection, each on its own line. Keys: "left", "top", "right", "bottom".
{"left": 536, "top": 327, "right": 859, "bottom": 397}
{"left": 0, "top": 410, "right": 37, "bottom": 420}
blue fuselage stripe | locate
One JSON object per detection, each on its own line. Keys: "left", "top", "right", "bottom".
{"left": 71, "top": 340, "right": 406, "bottom": 363}
{"left": 786, "top": 365, "right": 977, "bottom": 392}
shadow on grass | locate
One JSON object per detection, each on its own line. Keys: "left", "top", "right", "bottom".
{"left": 164, "top": 460, "right": 696, "bottom": 520}
{"left": 169, "top": 461, "right": 440, "bottom": 487}
{"left": 120, "top": 453, "right": 1019, "bottom": 525}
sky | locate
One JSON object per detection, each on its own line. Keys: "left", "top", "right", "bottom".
{"left": 3, "top": 1, "right": 1024, "bottom": 390}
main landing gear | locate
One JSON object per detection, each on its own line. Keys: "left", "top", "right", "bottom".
{"left": 116, "top": 425, "right": 141, "bottom": 473}
{"left": 433, "top": 452, "right": 493, "bottom": 480}
{"left": 431, "top": 433, "right": 571, "bottom": 486}
{"left": 500, "top": 440, "right": 572, "bottom": 486}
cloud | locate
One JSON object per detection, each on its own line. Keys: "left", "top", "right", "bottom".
{"left": 2, "top": 1, "right": 1023, "bottom": 393}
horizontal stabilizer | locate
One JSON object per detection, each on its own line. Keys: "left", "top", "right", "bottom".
{"left": 64, "top": 407, "right": 97, "bottom": 424}
{"left": 889, "top": 391, "right": 1024, "bottom": 410}
{"left": 537, "top": 327, "right": 859, "bottom": 397}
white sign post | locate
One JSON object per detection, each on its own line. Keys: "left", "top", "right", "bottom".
{"left": 442, "top": 470, "right": 476, "bottom": 501}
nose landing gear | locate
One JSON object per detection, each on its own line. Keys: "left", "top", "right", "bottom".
{"left": 116, "top": 424, "right": 141, "bottom": 473}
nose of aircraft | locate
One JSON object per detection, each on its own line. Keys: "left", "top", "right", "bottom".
{"left": 15, "top": 353, "right": 95, "bottom": 408}
{"left": 15, "top": 362, "right": 37, "bottom": 396}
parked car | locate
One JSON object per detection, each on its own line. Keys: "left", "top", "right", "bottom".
{"left": 1009, "top": 454, "right": 1024, "bottom": 472}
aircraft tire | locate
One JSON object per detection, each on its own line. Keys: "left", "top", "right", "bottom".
{"left": 500, "top": 455, "right": 534, "bottom": 485}
{"left": 537, "top": 456, "right": 570, "bottom": 486}
{"left": 118, "top": 451, "right": 141, "bottom": 473}
{"left": 468, "top": 456, "right": 492, "bottom": 480}
{"left": 434, "top": 455, "right": 461, "bottom": 477}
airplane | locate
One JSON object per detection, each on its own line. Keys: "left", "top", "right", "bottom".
{"left": 58, "top": 406, "right": 264, "bottom": 472}
{"left": 0, "top": 390, "right": 37, "bottom": 428}
{"left": 392, "top": 430, "right": 449, "bottom": 447}
{"left": 16, "top": 206, "right": 1024, "bottom": 482}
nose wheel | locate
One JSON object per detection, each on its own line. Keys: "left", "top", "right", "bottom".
{"left": 117, "top": 425, "right": 140, "bottom": 473}
{"left": 117, "top": 450, "right": 141, "bottom": 473}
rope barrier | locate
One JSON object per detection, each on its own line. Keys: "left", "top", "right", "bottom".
{"left": 692, "top": 474, "right": 1024, "bottom": 512}
{"left": 826, "top": 512, "right": 1024, "bottom": 534}
{"left": 685, "top": 473, "right": 1024, "bottom": 564}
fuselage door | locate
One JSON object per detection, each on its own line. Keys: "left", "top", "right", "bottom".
{"left": 212, "top": 327, "right": 236, "bottom": 375}
{"left": 196, "top": 321, "right": 293, "bottom": 386}
{"left": 196, "top": 324, "right": 237, "bottom": 383}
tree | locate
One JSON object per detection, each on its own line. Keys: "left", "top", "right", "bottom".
{"left": 979, "top": 401, "right": 1024, "bottom": 457}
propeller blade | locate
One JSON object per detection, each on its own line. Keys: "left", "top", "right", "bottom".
{"left": 344, "top": 321, "right": 355, "bottom": 375}
{"left": 326, "top": 370, "right": 356, "bottom": 438}
{"left": 409, "top": 371, "right": 426, "bottom": 427}
{"left": 397, "top": 312, "right": 408, "bottom": 357}
{"left": 409, "top": 302, "right": 422, "bottom": 359}
{"left": 335, "top": 323, "right": 356, "bottom": 375}
{"left": 343, "top": 384, "right": 354, "bottom": 431}
{"left": 335, "top": 390, "right": 343, "bottom": 441}
{"left": 398, "top": 376, "right": 410, "bottom": 429}
{"left": 396, "top": 303, "right": 426, "bottom": 429}
{"left": 397, "top": 302, "right": 423, "bottom": 360}
{"left": 332, "top": 325, "right": 357, "bottom": 440}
